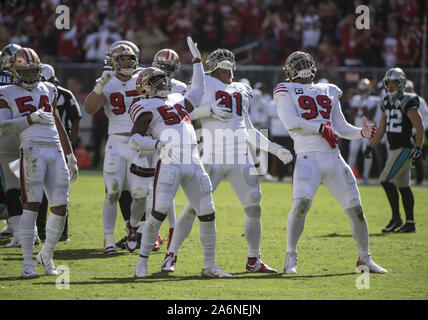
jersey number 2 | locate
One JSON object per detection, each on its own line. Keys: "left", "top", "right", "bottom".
{"left": 298, "top": 95, "right": 331, "bottom": 120}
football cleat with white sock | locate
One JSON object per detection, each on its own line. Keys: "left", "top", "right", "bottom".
{"left": 104, "top": 234, "right": 117, "bottom": 254}
{"left": 21, "top": 263, "right": 38, "bottom": 278}
{"left": 36, "top": 251, "right": 59, "bottom": 276}
{"left": 246, "top": 255, "right": 277, "bottom": 273}
{"left": 125, "top": 221, "right": 138, "bottom": 252}
{"left": 201, "top": 266, "right": 233, "bottom": 279}
{"left": 356, "top": 256, "right": 387, "bottom": 274}
{"left": 283, "top": 252, "right": 298, "bottom": 274}
{"left": 134, "top": 257, "right": 148, "bottom": 278}
{"left": 161, "top": 252, "right": 177, "bottom": 272}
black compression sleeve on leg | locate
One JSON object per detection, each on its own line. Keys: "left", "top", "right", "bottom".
{"left": 5, "top": 188, "right": 23, "bottom": 217}
{"left": 36, "top": 193, "right": 49, "bottom": 238}
{"left": 119, "top": 190, "right": 131, "bottom": 221}
{"left": 399, "top": 187, "right": 415, "bottom": 222}
{"left": 381, "top": 181, "right": 401, "bottom": 219}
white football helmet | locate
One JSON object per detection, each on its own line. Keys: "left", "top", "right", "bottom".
{"left": 205, "top": 48, "right": 236, "bottom": 74}
{"left": 283, "top": 51, "right": 317, "bottom": 81}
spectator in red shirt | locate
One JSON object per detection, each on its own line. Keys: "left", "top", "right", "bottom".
{"left": 396, "top": 23, "right": 420, "bottom": 67}
{"left": 223, "top": 7, "right": 243, "bottom": 49}
{"left": 241, "top": 0, "right": 265, "bottom": 46}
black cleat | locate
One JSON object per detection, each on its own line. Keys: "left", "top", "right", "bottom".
{"left": 115, "top": 236, "right": 127, "bottom": 250}
{"left": 382, "top": 218, "right": 402, "bottom": 233}
{"left": 395, "top": 222, "right": 416, "bottom": 233}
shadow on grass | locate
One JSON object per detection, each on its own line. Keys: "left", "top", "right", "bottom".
{"left": 316, "top": 233, "right": 386, "bottom": 238}
{"left": 29, "top": 271, "right": 356, "bottom": 286}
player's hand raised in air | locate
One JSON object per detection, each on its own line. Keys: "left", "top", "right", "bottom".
{"left": 187, "top": 36, "right": 201, "bottom": 62}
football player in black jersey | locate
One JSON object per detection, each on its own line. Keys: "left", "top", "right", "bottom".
{"left": 366, "top": 68, "right": 424, "bottom": 233}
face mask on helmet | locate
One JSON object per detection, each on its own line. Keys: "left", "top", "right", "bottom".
{"left": 10, "top": 48, "right": 42, "bottom": 90}
{"left": 136, "top": 68, "right": 171, "bottom": 99}
{"left": 205, "top": 49, "right": 236, "bottom": 74}
{"left": 284, "top": 51, "right": 317, "bottom": 81}
{"left": 107, "top": 44, "right": 138, "bottom": 76}
{"left": 152, "top": 49, "right": 181, "bottom": 78}
{"left": 383, "top": 68, "right": 406, "bottom": 98}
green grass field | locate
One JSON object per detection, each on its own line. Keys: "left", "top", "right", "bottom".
{"left": 1, "top": 171, "right": 427, "bottom": 300}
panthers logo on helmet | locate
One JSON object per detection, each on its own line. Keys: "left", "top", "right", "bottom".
{"left": 0, "top": 43, "right": 22, "bottom": 71}
{"left": 10, "top": 47, "right": 42, "bottom": 90}
{"left": 153, "top": 49, "right": 181, "bottom": 78}
{"left": 283, "top": 51, "right": 317, "bottom": 81}
{"left": 136, "top": 67, "right": 171, "bottom": 98}
{"left": 106, "top": 44, "right": 138, "bottom": 76}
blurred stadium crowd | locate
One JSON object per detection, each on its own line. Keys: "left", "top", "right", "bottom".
{"left": 0, "top": 0, "right": 426, "bottom": 67}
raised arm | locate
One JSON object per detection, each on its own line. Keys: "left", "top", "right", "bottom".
{"left": 84, "top": 71, "right": 114, "bottom": 114}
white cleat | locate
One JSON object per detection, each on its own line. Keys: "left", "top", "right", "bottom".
{"left": 283, "top": 252, "right": 298, "bottom": 274}
{"left": 36, "top": 251, "right": 59, "bottom": 276}
{"left": 161, "top": 252, "right": 177, "bottom": 273}
{"left": 134, "top": 257, "right": 148, "bottom": 279}
{"left": 356, "top": 257, "right": 388, "bottom": 274}
{"left": 5, "top": 236, "right": 20, "bottom": 247}
{"left": 21, "top": 264, "right": 39, "bottom": 278}
{"left": 201, "top": 265, "right": 233, "bottom": 279}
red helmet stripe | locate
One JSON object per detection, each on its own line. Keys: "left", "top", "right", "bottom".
{"left": 27, "top": 49, "right": 35, "bottom": 63}
{"left": 22, "top": 49, "right": 31, "bottom": 64}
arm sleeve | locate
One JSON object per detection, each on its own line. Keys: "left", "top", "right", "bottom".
{"left": 184, "top": 63, "right": 205, "bottom": 108}
{"left": 274, "top": 93, "right": 320, "bottom": 135}
{"left": 331, "top": 99, "right": 362, "bottom": 140}
{"left": 245, "top": 107, "right": 272, "bottom": 152}
{"left": 0, "top": 108, "right": 30, "bottom": 136}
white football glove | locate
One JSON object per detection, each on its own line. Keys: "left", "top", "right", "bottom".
{"left": 93, "top": 70, "right": 115, "bottom": 94}
{"left": 361, "top": 116, "right": 376, "bottom": 138}
{"left": 270, "top": 142, "right": 293, "bottom": 165}
{"left": 210, "top": 98, "right": 232, "bottom": 122}
{"left": 187, "top": 36, "right": 201, "bottom": 60}
{"left": 157, "top": 142, "right": 181, "bottom": 164}
{"left": 29, "top": 107, "right": 55, "bottom": 125}
{"left": 66, "top": 153, "right": 78, "bottom": 184}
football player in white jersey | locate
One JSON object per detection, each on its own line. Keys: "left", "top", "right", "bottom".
{"left": 0, "top": 43, "right": 24, "bottom": 246}
{"left": 130, "top": 37, "right": 232, "bottom": 279}
{"left": 348, "top": 78, "right": 380, "bottom": 184}
{"left": 274, "top": 51, "right": 387, "bottom": 274}
{"left": 0, "top": 47, "right": 78, "bottom": 278}
{"left": 85, "top": 44, "right": 150, "bottom": 254}
{"left": 161, "top": 48, "right": 293, "bottom": 274}
{"left": 147, "top": 48, "right": 187, "bottom": 249}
